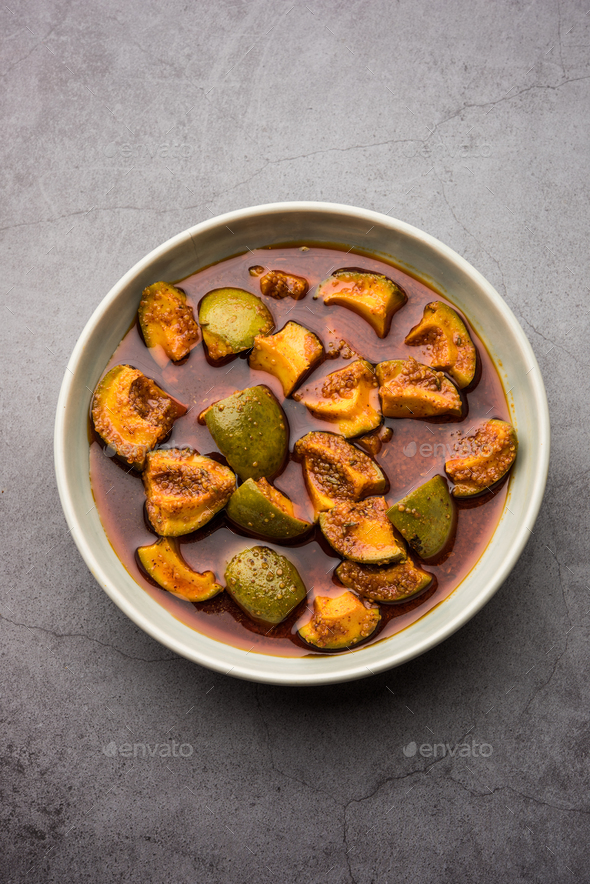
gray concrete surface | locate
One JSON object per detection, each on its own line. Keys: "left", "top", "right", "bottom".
{"left": 2, "top": 0, "right": 589, "bottom": 881}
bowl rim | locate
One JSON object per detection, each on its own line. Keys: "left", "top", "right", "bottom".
{"left": 54, "top": 200, "right": 550, "bottom": 684}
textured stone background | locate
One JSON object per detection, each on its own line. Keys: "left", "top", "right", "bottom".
{"left": 2, "top": 0, "right": 589, "bottom": 881}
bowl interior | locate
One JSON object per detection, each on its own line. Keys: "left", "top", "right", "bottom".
{"left": 54, "top": 202, "right": 549, "bottom": 685}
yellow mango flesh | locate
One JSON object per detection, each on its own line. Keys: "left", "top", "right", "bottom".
{"left": 92, "top": 364, "right": 184, "bottom": 469}
{"left": 299, "top": 591, "right": 381, "bottom": 650}
{"left": 293, "top": 431, "right": 386, "bottom": 515}
{"left": 137, "top": 538, "right": 223, "bottom": 601}
{"left": 249, "top": 321, "right": 324, "bottom": 396}
{"left": 319, "top": 496, "right": 405, "bottom": 564}
{"left": 445, "top": 419, "right": 518, "bottom": 496}
{"left": 143, "top": 448, "right": 235, "bottom": 536}
{"left": 294, "top": 359, "right": 382, "bottom": 437}
{"left": 138, "top": 281, "right": 200, "bottom": 364}
{"left": 318, "top": 270, "right": 407, "bottom": 338}
{"left": 337, "top": 557, "right": 432, "bottom": 603}
{"left": 377, "top": 357, "right": 462, "bottom": 418}
{"left": 404, "top": 301, "right": 476, "bottom": 388}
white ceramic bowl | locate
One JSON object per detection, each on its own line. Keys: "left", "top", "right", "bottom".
{"left": 54, "top": 202, "right": 549, "bottom": 685}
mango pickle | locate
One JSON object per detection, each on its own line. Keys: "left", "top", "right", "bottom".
{"left": 316, "top": 268, "right": 407, "bottom": 337}
{"left": 143, "top": 448, "right": 235, "bottom": 536}
{"left": 201, "top": 386, "right": 288, "bottom": 481}
{"left": 298, "top": 592, "right": 381, "bottom": 650}
{"left": 377, "top": 357, "right": 463, "bottom": 418}
{"left": 293, "top": 431, "right": 387, "bottom": 515}
{"left": 92, "top": 364, "right": 185, "bottom": 469}
{"left": 445, "top": 419, "right": 518, "bottom": 496}
{"left": 249, "top": 321, "right": 324, "bottom": 396}
{"left": 294, "top": 359, "right": 382, "bottom": 437}
{"left": 319, "top": 496, "right": 406, "bottom": 564}
{"left": 90, "top": 242, "right": 513, "bottom": 659}
{"left": 260, "top": 269, "right": 308, "bottom": 300}
{"left": 387, "top": 475, "right": 456, "bottom": 560}
{"left": 226, "top": 478, "right": 312, "bottom": 540}
{"left": 198, "top": 287, "right": 273, "bottom": 359}
{"left": 138, "top": 281, "right": 199, "bottom": 363}
{"left": 137, "top": 537, "right": 223, "bottom": 602}
{"left": 405, "top": 301, "right": 476, "bottom": 388}
{"left": 225, "top": 546, "right": 307, "bottom": 625}
{"left": 336, "top": 558, "right": 432, "bottom": 603}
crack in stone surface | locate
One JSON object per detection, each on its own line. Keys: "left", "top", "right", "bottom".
{"left": 519, "top": 315, "right": 587, "bottom": 366}
{"left": 451, "top": 775, "right": 589, "bottom": 815}
{"left": 253, "top": 686, "right": 335, "bottom": 801}
{"left": 429, "top": 73, "right": 590, "bottom": 137}
{"left": 1, "top": 614, "right": 177, "bottom": 663}
{"left": 521, "top": 639, "right": 569, "bottom": 716}
{"left": 437, "top": 175, "right": 508, "bottom": 296}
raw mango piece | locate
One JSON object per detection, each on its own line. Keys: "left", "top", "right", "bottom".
{"left": 226, "top": 478, "right": 312, "bottom": 540}
{"left": 298, "top": 591, "right": 380, "bottom": 650}
{"left": 405, "top": 301, "right": 477, "bottom": 388}
{"left": 225, "top": 546, "right": 307, "bottom": 625}
{"left": 445, "top": 419, "right": 518, "bottom": 497}
{"left": 260, "top": 270, "right": 308, "bottom": 300}
{"left": 143, "top": 448, "right": 235, "bottom": 536}
{"left": 317, "top": 268, "right": 407, "bottom": 338}
{"left": 376, "top": 357, "right": 463, "bottom": 418}
{"left": 337, "top": 558, "right": 432, "bottom": 603}
{"left": 138, "top": 281, "right": 200, "bottom": 363}
{"left": 293, "top": 359, "right": 382, "bottom": 437}
{"left": 201, "top": 386, "right": 288, "bottom": 481}
{"left": 137, "top": 537, "right": 223, "bottom": 601}
{"left": 319, "top": 496, "right": 405, "bottom": 564}
{"left": 91, "top": 364, "right": 185, "bottom": 469}
{"left": 293, "top": 431, "right": 387, "bottom": 515}
{"left": 249, "top": 321, "right": 324, "bottom": 396}
{"left": 387, "top": 475, "right": 456, "bottom": 560}
{"left": 198, "top": 287, "right": 273, "bottom": 359}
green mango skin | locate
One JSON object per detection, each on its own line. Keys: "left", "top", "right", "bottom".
{"left": 199, "top": 288, "right": 273, "bottom": 359}
{"left": 226, "top": 479, "right": 312, "bottom": 540}
{"left": 203, "top": 386, "right": 288, "bottom": 481}
{"left": 387, "top": 475, "right": 456, "bottom": 560}
{"left": 225, "top": 546, "right": 307, "bottom": 625}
